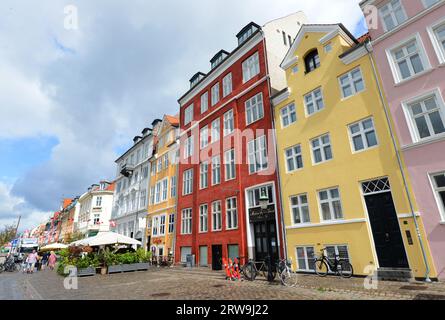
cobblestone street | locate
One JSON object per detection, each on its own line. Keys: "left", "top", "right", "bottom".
{"left": 2, "top": 267, "right": 445, "bottom": 300}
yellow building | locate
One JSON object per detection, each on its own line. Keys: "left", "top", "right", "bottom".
{"left": 145, "top": 115, "right": 180, "bottom": 261}
{"left": 273, "top": 24, "right": 437, "bottom": 280}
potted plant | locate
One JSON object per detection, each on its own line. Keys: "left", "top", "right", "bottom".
{"left": 76, "top": 254, "right": 97, "bottom": 277}
{"left": 134, "top": 249, "right": 151, "bottom": 271}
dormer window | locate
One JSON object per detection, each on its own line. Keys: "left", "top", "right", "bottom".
{"left": 237, "top": 22, "right": 260, "bottom": 46}
{"left": 189, "top": 72, "right": 206, "bottom": 88}
{"left": 210, "top": 50, "right": 229, "bottom": 69}
{"left": 304, "top": 49, "right": 320, "bottom": 74}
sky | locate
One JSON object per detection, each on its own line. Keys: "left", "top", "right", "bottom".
{"left": 0, "top": 0, "right": 365, "bottom": 232}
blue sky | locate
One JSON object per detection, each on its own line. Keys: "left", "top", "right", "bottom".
{"left": 0, "top": 0, "right": 365, "bottom": 231}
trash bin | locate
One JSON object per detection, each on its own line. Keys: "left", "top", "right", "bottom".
{"left": 186, "top": 254, "right": 195, "bottom": 268}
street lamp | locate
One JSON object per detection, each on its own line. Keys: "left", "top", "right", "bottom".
{"left": 259, "top": 187, "right": 269, "bottom": 211}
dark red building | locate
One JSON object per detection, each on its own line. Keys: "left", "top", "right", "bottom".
{"left": 175, "top": 13, "right": 307, "bottom": 269}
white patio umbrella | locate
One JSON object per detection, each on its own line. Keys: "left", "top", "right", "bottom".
{"left": 40, "top": 243, "right": 68, "bottom": 251}
{"left": 71, "top": 231, "right": 141, "bottom": 247}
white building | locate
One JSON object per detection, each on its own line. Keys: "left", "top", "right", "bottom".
{"left": 76, "top": 181, "right": 115, "bottom": 238}
{"left": 111, "top": 121, "right": 159, "bottom": 246}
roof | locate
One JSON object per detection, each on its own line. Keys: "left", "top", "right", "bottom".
{"left": 357, "top": 32, "right": 371, "bottom": 43}
{"left": 62, "top": 198, "right": 73, "bottom": 210}
{"left": 164, "top": 114, "right": 179, "bottom": 127}
{"left": 210, "top": 50, "right": 230, "bottom": 63}
{"left": 236, "top": 22, "right": 261, "bottom": 38}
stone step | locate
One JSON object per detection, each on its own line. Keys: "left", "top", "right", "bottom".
{"left": 375, "top": 268, "right": 413, "bottom": 282}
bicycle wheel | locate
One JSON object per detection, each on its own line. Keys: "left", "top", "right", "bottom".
{"left": 263, "top": 265, "right": 277, "bottom": 282}
{"left": 339, "top": 261, "right": 354, "bottom": 278}
{"left": 0, "top": 264, "right": 4, "bottom": 273}
{"left": 14, "top": 263, "right": 22, "bottom": 272}
{"left": 314, "top": 259, "right": 329, "bottom": 277}
{"left": 243, "top": 262, "right": 256, "bottom": 281}
{"left": 280, "top": 269, "right": 298, "bottom": 287}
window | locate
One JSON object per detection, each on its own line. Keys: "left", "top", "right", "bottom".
{"left": 339, "top": 68, "right": 365, "bottom": 98}
{"left": 281, "top": 103, "right": 297, "bottom": 127}
{"left": 168, "top": 213, "right": 175, "bottom": 233}
{"left": 201, "top": 92, "right": 208, "bottom": 114}
{"left": 226, "top": 197, "right": 238, "bottom": 230}
{"left": 431, "top": 172, "right": 445, "bottom": 221}
{"left": 199, "top": 204, "right": 208, "bottom": 233}
{"left": 242, "top": 52, "right": 260, "bottom": 83}
{"left": 200, "top": 126, "right": 208, "bottom": 149}
{"left": 162, "top": 179, "right": 168, "bottom": 201}
{"left": 248, "top": 135, "right": 268, "bottom": 174}
{"left": 285, "top": 144, "right": 303, "bottom": 172}
{"left": 389, "top": 37, "right": 429, "bottom": 82}
{"left": 296, "top": 246, "right": 315, "bottom": 271}
{"left": 143, "top": 165, "right": 149, "bottom": 179}
{"left": 304, "top": 49, "right": 320, "bottom": 73}
{"left": 93, "top": 214, "right": 100, "bottom": 225}
{"left": 200, "top": 162, "right": 209, "bottom": 189}
{"left": 212, "top": 201, "right": 222, "bottom": 231}
{"left": 406, "top": 93, "right": 445, "bottom": 141}
{"left": 170, "top": 176, "right": 177, "bottom": 198}
{"left": 159, "top": 215, "right": 166, "bottom": 236}
{"left": 154, "top": 180, "right": 168, "bottom": 204}
{"left": 282, "top": 31, "right": 287, "bottom": 45}
{"left": 224, "top": 149, "right": 236, "bottom": 180}
{"left": 379, "top": 0, "right": 407, "bottom": 32}
{"left": 181, "top": 209, "right": 192, "bottom": 234}
{"left": 164, "top": 154, "right": 169, "bottom": 169}
{"left": 152, "top": 216, "right": 159, "bottom": 236}
{"left": 348, "top": 118, "right": 378, "bottom": 152}
{"left": 211, "top": 156, "right": 221, "bottom": 185}
{"left": 183, "top": 169, "right": 193, "bottom": 195}
{"left": 223, "top": 110, "right": 234, "bottom": 136}
{"left": 318, "top": 188, "right": 343, "bottom": 221}
{"left": 211, "top": 118, "right": 220, "bottom": 143}
{"left": 184, "top": 104, "right": 194, "bottom": 125}
{"left": 151, "top": 164, "right": 156, "bottom": 176}
{"left": 95, "top": 196, "right": 102, "bottom": 207}
{"left": 247, "top": 185, "right": 274, "bottom": 208}
{"left": 423, "top": 0, "right": 440, "bottom": 8}
{"left": 430, "top": 21, "right": 445, "bottom": 64}
{"left": 290, "top": 194, "right": 310, "bottom": 224}
{"left": 184, "top": 135, "right": 194, "bottom": 158}
{"left": 304, "top": 88, "right": 324, "bottom": 116}
{"left": 222, "top": 73, "right": 233, "bottom": 97}
{"left": 311, "top": 134, "right": 332, "bottom": 164}
{"left": 150, "top": 186, "right": 155, "bottom": 205}
{"left": 325, "top": 245, "right": 350, "bottom": 263}
{"left": 245, "top": 93, "right": 264, "bottom": 125}
{"left": 140, "top": 189, "right": 147, "bottom": 208}
{"left": 211, "top": 83, "right": 220, "bottom": 106}
{"left": 157, "top": 158, "right": 162, "bottom": 173}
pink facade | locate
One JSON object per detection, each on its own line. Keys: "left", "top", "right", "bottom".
{"left": 361, "top": 0, "right": 445, "bottom": 279}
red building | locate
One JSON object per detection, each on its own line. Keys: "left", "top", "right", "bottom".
{"left": 175, "top": 13, "right": 307, "bottom": 269}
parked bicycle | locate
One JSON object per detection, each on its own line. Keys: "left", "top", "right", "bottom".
{"left": 0, "top": 256, "right": 21, "bottom": 273}
{"left": 242, "top": 256, "right": 277, "bottom": 282}
{"left": 314, "top": 248, "right": 353, "bottom": 278}
{"left": 277, "top": 258, "right": 298, "bottom": 287}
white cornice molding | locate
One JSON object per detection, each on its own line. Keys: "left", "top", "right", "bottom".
{"left": 272, "top": 88, "right": 291, "bottom": 107}
{"left": 340, "top": 44, "right": 369, "bottom": 65}
{"left": 179, "top": 32, "right": 264, "bottom": 106}
{"left": 286, "top": 218, "right": 367, "bottom": 230}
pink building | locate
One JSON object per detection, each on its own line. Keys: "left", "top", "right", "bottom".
{"left": 360, "top": 0, "right": 445, "bottom": 280}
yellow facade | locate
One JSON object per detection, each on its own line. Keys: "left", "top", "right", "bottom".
{"left": 274, "top": 25, "right": 437, "bottom": 279}
{"left": 145, "top": 115, "right": 179, "bottom": 259}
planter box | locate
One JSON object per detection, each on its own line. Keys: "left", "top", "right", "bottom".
{"left": 77, "top": 266, "right": 96, "bottom": 277}
{"left": 134, "top": 262, "right": 150, "bottom": 271}
{"left": 107, "top": 265, "right": 123, "bottom": 274}
{"left": 121, "top": 264, "right": 138, "bottom": 272}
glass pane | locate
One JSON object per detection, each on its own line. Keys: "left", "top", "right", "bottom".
{"left": 411, "top": 103, "right": 423, "bottom": 115}
{"left": 440, "top": 191, "right": 445, "bottom": 210}
{"left": 406, "top": 42, "right": 417, "bottom": 54}
{"left": 353, "top": 135, "right": 364, "bottom": 151}
{"left": 333, "top": 200, "right": 343, "bottom": 219}
{"left": 362, "top": 119, "right": 373, "bottom": 129}
{"left": 434, "top": 174, "right": 445, "bottom": 188}
{"left": 300, "top": 195, "right": 308, "bottom": 204}
{"left": 321, "top": 203, "right": 331, "bottom": 220}
{"left": 322, "top": 135, "right": 330, "bottom": 144}
{"left": 429, "top": 112, "right": 445, "bottom": 135}
{"left": 293, "top": 207, "right": 301, "bottom": 224}
{"left": 302, "top": 206, "right": 310, "bottom": 223}
{"left": 330, "top": 188, "right": 339, "bottom": 198}
{"left": 410, "top": 54, "right": 424, "bottom": 74}
{"left": 319, "top": 191, "right": 328, "bottom": 200}
{"left": 415, "top": 116, "right": 431, "bottom": 138}
{"left": 384, "top": 15, "right": 395, "bottom": 31}
{"left": 287, "top": 158, "right": 295, "bottom": 171}
{"left": 324, "top": 146, "right": 332, "bottom": 160}
{"left": 340, "top": 75, "right": 349, "bottom": 85}
{"left": 365, "top": 131, "right": 378, "bottom": 147}
{"left": 291, "top": 196, "right": 299, "bottom": 206}
{"left": 354, "top": 79, "right": 364, "bottom": 92}
{"left": 394, "top": 49, "right": 404, "bottom": 60}
{"left": 424, "top": 97, "right": 438, "bottom": 111}
{"left": 398, "top": 60, "right": 411, "bottom": 79}
{"left": 307, "top": 248, "right": 315, "bottom": 270}
{"left": 314, "top": 149, "right": 322, "bottom": 163}
{"left": 350, "top": 124, "right": 360, "bottom": 134}
{"left": 307, "top": 103, "right": 314, "bottom": 114}
{"left": 343, "top": 85, "right": 352, "bottom": 97}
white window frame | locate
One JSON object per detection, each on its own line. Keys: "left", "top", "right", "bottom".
{"left": 290, "top": 194, "right": 310, "bottom": 225}
{"left": 223, "top": 109, "right": 235, "bottom": 136}
{"left": 199, "top": 204, "right": 208, "bottom": 233}
{"left": 422, "top": 0, "right": 441, "bottom": 9}
{"left": 168, "top": 213, "right": 175, "bottom": 233}
{"left": 295, "top": 246, "right": 315, "bottom": 271}
{"left": 304, "top": 88, "right": 325, "bottom": 116}
{"left": 427, "top": 17, "right": 445, "bottom": 65}
{"left": 280, "top": 103, "right": 297, "bottom": 128}
{"left": 201, "top": 92, "right": 209, "bottom": 114}
{"left": 242, "top": 52, "right": 260, "bottom": 83}
{"left": 248, "top": 135, "right": 268, "bottom": 174}
{"left": 184, "top": 135, "right": 194, "bottom": 159}
{"left": 211, "top": 83, "right": 220, "bottom": 106}
{"left": 182, "top": 169, "right": 193, "bottom": 195}
{"left": 222, "top": 72, "right": 233, "bottom": 97}
{"left": 199, "top": 161, "right": 209, "bottom": 190}
{"left": 378, "top": 0, "right": 407, "bottom": 32}
{"left": 184, "top": 104, "right": 194, "bottom": 125}
{"left": 226, "top": 197, "right": 238, "bottom": 230}
{"left": 212, "top": 201, "right": 222, "bottom": 231}
{"left": 245, "top": 92, "right": 264, "bottom": 125}
{"left": 386, "top": 33, "right": 431, "bottom": 84}
{"left": 310, "top": 133, "right": 333, "bottom": 165}
{"left": 338, "top": 67, "right": 365, "bottom": 99}
{"left": 318, "top": 187, "right": 344, "bottom": 222}
{"left": 170, "top": 176, "right": 177, "bottom": 198}
{"left": 181, "top": 208, "right": 192, "bottom": 235}
{"left": 200, "top": 126, "right": 209, "bottom": 149}
{"left": 211, "top": 155, "right": 221, "bottom": 186}
{"left": 211, "top": 118, "right": 220, "bottom": 143}
{"left": 348, "top": 117, "right": 379, "bottom": 153}
{"left": 285, "top": 144, "right": 303, "bottom": 172}
{"left": 429, "top": 171, "right": 445, "bottom": 222}
{"left": 224, "top": 149, "right": 236, "bottom": 181}
{"left": 401, "top": 88, "right": 445, "bottom": 143}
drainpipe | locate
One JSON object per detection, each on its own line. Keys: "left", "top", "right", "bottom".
{"left": 365, "top": 41, "right": 431, "bottom": 282}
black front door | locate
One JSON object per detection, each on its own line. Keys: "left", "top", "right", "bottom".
{"left": 211, "top": 245, "right": 222, "bottom": 270}
{"left": 253, "top": 221, "right": 278, "bottom": 262}
{"left": 365, "top": 192, "right": 409, "bottom": 268}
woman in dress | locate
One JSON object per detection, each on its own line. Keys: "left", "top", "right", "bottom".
{"left": 48, "top": 251, "right": 57, "bottom": 270}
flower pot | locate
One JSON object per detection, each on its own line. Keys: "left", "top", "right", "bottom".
{"left": 107, "top": 264, "right": 123, "bottom": 274}
{"left": 100, "top": 267, "right": 107, "bottom": 275}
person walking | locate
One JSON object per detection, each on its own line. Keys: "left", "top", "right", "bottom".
{"left": 26, "top": 250, "right": 38, "bottom": 274}
{"left": 48, "top": 251, "right": 57, "bottom": 270}
{"left": 41, "top": 252, "right": 49, "bottom": 270}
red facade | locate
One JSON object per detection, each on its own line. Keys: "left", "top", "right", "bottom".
{"left": 175, "top": 32, "right": 283, "bottom": 269}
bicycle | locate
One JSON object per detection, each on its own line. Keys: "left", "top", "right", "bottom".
{"left": 242, "top": 256, "right": 277, "bottom": 282}
{"left": 313, "top": 248, "right": 353, "bottom": 278}
{"left": 276, "top": 258, "right": 298, "bottom": 287}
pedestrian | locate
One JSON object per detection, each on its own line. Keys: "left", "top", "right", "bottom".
{"left": 48, "top": 251, "right": 57, "bottom": 270}
{"left": 41, "top": 251, "right": 49, "bottom": 270}
{"left": 26, "top": 250, "right": 38, "bottom": 274}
